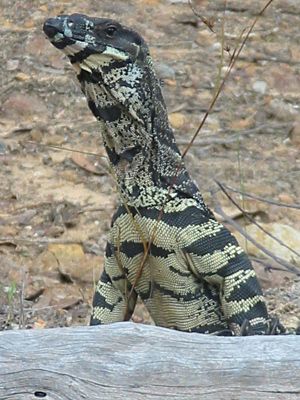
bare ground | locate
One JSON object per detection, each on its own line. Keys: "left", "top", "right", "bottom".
{"left": 0, "top": 0, "right": 299, "bottom": 331}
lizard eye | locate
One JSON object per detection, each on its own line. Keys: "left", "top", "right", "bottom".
{"left": 105, "top": 25, "right": 117, "bottom": 37}
{"left": 67, "top": 20, "right": 74, "bottom": 28}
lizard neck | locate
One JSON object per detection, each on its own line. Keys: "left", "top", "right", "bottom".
{"left": 78, "top": 58, "right": 203, "bottom": 208}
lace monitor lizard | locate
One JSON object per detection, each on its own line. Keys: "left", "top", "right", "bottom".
{"left": 43, "top": 13, "right": 279, "bottom": 335}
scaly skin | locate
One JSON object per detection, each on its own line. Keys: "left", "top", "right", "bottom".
{"left": 43, "top": 14, "right": 273, "bottom": 335}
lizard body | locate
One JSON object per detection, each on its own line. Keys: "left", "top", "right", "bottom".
{"left": 44, "top": 14, "right": 273, "bottom": 335}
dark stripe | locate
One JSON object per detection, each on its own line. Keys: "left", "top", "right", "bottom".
{"left": 216, "top": 252, "right": 253, "bottom": 278}
{"left": 228, "top": 301, "right": 268, "bottom": 327}
{"left": 154, "top": 282, "right": 202, "bottom": 302}
{"left": 187, "top": 323, "right": 230, "bottom": 334}
{"left": 111, "top": 205, "right": 138, "bottom": 223}
{"left": 99, "top": 269, "right": 112, "bottom": 284}
{"left": 91, "top": 288, "right": 122, "bottom": 313}
{"left": 131, "top": 185, "right": 141, "bottom": 197}
{"left": 105, "top": 242, "right": 113, "bottom": 258}
{"left": 225, "top": 275, "right": 264, "bottom": 303}
{"left": 105, "top": 146, "right": 120, "bottom": 166}
{"left": 112, "top": 274, "right": 126, "bottom": 282}
{"left": 112, "top": 205, "right": 214, "bottom": 230}
{"left": 54, "top": 37, "right": 76, "bottom": 49}
{"left": 78, "top": 69, "right": 102, "bottom": 84}
{"left": 137, "top": 283, "right": 153, "bottom": 300}
{"left": 101, "top": 59, "right": 131, "bottom": 74}
{"left": 120, "top": 241, "right": 144, "bottom": 258}
{"left": 88, "top": 101, "right": 122, "bottom": 122}
{"left": 150, "top": 243, "right": 172, "bottom": 258}
{"left": 119, "top": 145, "right": 142, "bottom": 162}
{"left": 169, "top": 265, "right": 190, "bottom": 277}
{"left": 184, "top": 225, "right": 237, "bottom": 258}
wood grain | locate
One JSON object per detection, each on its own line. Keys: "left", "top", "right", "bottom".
{"left": 1, "top": 322, "right": 300, "bottom": 399}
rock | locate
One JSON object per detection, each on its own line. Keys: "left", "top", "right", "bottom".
{"left": 230, "top": 116, "right": 255, "bottom": 131}
{"left": 58, "top": 254, "right": 103, "bottom": 284}
{"left": 6, "top": 59, "right": 19, "bottom": 71}
{"left": 288, "top": 117, "right": 300, "bottom": 148}
{"left": 0, "top": 141, "right": 6, "bottom": 154}
{"left": 236, "top": 223, "right": 300, "bottom": 266}
{"left": 33, "top": 284, "right": 83, "bottom": 310}
{"left": 267, "top": 98, "right": 298, "bottom": 122}
{"left": 278, "top": 193, "right": 296, "bottom": 205}
{"left": 267, "top": 64, "right": 300, "bottom": 97}
{"left": 37, "top": 244, "right": 103, "bottom": 283}
{"left": 252, "top": 80, "right": 268, "bottom": 95}
{"left": 155, "top": 63, "right": 176, "bottom": 81}
{"left": 169, "top": 112, "right": 186, "bottom": 129}
{"left": 167, "top": 0, "right": 188, "bottom": 3}
{"left": 1, "top": 93, "right": 48, "bottom": 121}
{"left": 15, "top": 72, "right": 30, "bottom": 82}
{"left": 253, "top": 261, "right": 293, "bottom": 290}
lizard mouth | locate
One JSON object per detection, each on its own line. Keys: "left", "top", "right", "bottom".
{"left": 43, "top": 16, "right": 85, "bottom": 52}
{"left": 43, "top": 16, "right": 129, "bottom": 64}
{"left": 43, "top": 17, "right": 65, "bottom": 39}
{"left": 43, "top": 16, "right": 102, "bottom": 66}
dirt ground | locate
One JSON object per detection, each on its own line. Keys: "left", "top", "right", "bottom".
{"left": 0, "top": 0, "right": 299, "bottom": 332}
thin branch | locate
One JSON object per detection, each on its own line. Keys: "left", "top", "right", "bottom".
{"left": 217, "top": 182, "right": 300, "bottom": 209}
{"left": 216, "top": 180, "right": 300, "bottom": 259}
{"left": 176, "top": 122, "right": 293, "bottom": 146}
{"left": 26, "top": 141, "right": 106, "bottom": 158}
{"left": 213, "top": 199, "right": 300, "bottom": 276}
{"left": 146, "top": 1, "right": 281, "bottom": 288}
{"left": 0, "top": 237, "right": 84, "bottom": 245}
{"left": 182, "top": 0, "right": 275, "bottom": 159}
{"left": 250, "top": 256, "right": 296, "bottom": 274}
{"left": 188, "top": 0, "right": 215, "bottom": 32}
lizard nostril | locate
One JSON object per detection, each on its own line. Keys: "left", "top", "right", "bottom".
{"left": 67, "top": 19, "right": 75, "bottom": 28}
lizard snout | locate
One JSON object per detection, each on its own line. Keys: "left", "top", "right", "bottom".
{"left": 43, "top": 17, "right": 62, "bottom": 38}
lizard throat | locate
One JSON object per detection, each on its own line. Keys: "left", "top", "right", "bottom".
{"left": 78, "top": 60, "right": 203, "bottom": 208}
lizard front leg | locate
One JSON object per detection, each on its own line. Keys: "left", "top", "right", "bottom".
{"left": 90, "top": 240, "right": 138, "bottom": 325}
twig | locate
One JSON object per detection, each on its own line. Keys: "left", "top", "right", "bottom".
{"left": 175, "top": 122, "right": 293, "bottom": 146}
{"left": 0, "top": 237, "right": 85, "bottom": 245}
{"left": 216, "top": 180, "right": 300, "bottom": 259}
{"left": 250, "top": 256, "right": 296, "bottom": 274}
{"left": 188, "top": 0, "right": 215, "bottom": 32}
{"left": 26, "top": 141, "right": 106, "bottom": 158}
{"left": 212, "top": 199, "right": 300, "bottom": 276}
{"left": 239, "top": 54, "right": 300, "bottom": 65}
{"left": 182, "top": 0, "right": 276, "bottom": 159}
{"left": 217, "top": 182, "right": 300, "bottom": 209}
{"left": 18, "top": 267, "right": 27, "bottom": 329}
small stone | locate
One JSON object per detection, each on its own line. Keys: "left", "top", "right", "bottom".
{"left": 156, "top": 63, "right": 176, "bottom": 80}
{"left": 42, "top": 154, "right": 53, "bottom": 165}
{"left": 0, "top": 141, "right": 7, "bottom": 154}
{"left": 236, "top": 223, "right": 300, "bottom": 266}
{"left": 289, "top": 117, "right": 300, "bottom": 147}
{"left": 252, "top": 80, "right": 268, "bottom": 95}
{"left": 15, "top": 72, "right": 30, "bottom": 81}
{"left": 1, "top": 93, "right": 48, "bottom": 120}
{"left": 278, "top": 193, "right": 295, "bottom": 204}
{"left": 267, "top": 98, "right": 298, "bottom": 122}
{"left": 7, "top": 59, "right": 19, "bottom": 71}
{"left": 169, "top": 113, "right": 186, "bottom": 129}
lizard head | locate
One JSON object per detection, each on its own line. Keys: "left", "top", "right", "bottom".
{"left": 43, "top": 14, "right": 148, "bottom": 72}
{"left": 43, "top": 14, "right": 189, "bottom": 204}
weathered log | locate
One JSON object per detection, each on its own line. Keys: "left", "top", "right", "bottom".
{"left": 0, "top": 322, "right": 300, "bottom": 400}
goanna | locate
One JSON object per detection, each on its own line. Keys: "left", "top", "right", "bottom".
{"left": 44, "top": 14, "right": 275, "bottom": 335}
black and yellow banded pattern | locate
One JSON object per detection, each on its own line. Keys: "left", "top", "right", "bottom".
{"left": 43, "top": 14, "right": 272, "bottom": 335}
{"left": 90, "top": 205, "right": 268, "bottom": 334}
